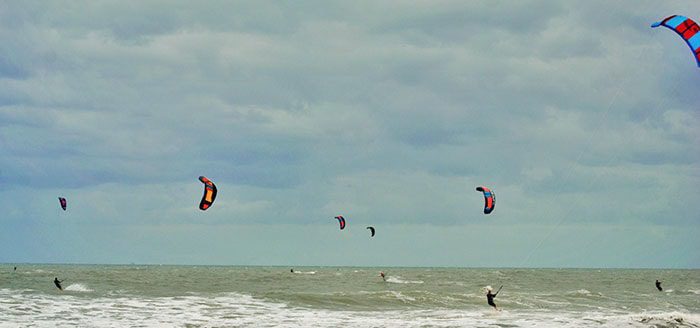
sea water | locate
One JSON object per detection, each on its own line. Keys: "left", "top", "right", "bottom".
{"left": 1, "top": 265, "right": 698, "bottom": 327}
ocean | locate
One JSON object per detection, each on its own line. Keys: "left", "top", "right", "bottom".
{"left": 1, "top": 265, "right": 698, "bottom": 327}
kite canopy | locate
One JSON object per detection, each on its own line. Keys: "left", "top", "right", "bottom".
{"left": 334, "top": 216, "right": 346, "bottom": 230}
{"left": 651, "top": 15, "right": 700, "bottom": 67}
{"left": 366, "top": 226, "right": 375, "bottom": 237}
{"left": 476, "top": 186, "right": 495, "bottom": 214}
{"left": 367, "top": 227, "right": 374, "bottom": 237}
{"left": 58, "top": 197, "right": 67, "bottom": 211}
{"left": 198, "top": 176, "right": 217, "bottom": 211}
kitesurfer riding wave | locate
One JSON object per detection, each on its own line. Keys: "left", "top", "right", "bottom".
{"left": 486, "top": 285, "right": 502, "bottom": 310}
{"left": 54, "top": 277, "right": 64, "bottom": 291}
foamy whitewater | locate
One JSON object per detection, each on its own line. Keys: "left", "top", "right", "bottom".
{"left": 1, "top": 265, "right": 698, "bottom": 327}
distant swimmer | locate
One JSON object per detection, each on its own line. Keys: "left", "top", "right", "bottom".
{"left": 290, "top": 268, "right": 294, "bottom": 273}
{"left": 14, "top": 266, "right": 16, "bottom": 271}
{"left": 53, "top": 277, "right": 64, "bottom": 291}
{"left": 656, "top": 279, "right": 663, "bottom": 291}
{"left": 379, "top": 271, "right": 386, "bottom": 281}
{"left": 486, "top": 285, "right": 503, "bottom": 311}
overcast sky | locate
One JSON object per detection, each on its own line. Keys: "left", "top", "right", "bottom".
{"left": 1, "top": 1, "right": 698, "bottom": 268}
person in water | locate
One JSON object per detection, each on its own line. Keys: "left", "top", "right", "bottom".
{"left": 486, "top": 285, "right": 502, "bottom": 311}
{"left": 290, "top": 268, "right": 294, "bottom": 273}
{"left": 379, "top": 271, "right": 386, "bottom": 281}
{"left": 53, "top": 277, "right": 64, "bottom": 291}
{"left": 656, "top": 279, "right": 663, "bottom": 291}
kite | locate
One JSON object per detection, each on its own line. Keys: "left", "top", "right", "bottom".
{"left": 651, "top": 15, "right": 700, "bottom": 67}
{"left": 334, "top": 216, "right": 346, "bottom": 230}
{"left": 366, "top": 226, "right": 375, "bottom": 237}
{"left": 198, "top": 176, "right": 217, "bottom": 210}
{"left": 58, "top": 197, "right": 67, "bottom": 211}
{"left": 476, "top": 186, "right": 495, "bottom": 214}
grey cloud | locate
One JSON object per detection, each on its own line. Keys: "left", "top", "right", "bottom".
{"left": 0, "top": 1, "right": 698, "bottom": 266}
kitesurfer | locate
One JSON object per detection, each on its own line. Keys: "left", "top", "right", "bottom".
{"left": 486, "top": 285, "right": 502, "bottom": 311}
{"left": 656, "top": 279, "right": 663, "bottom": 291}
{"left": 54, "top": 277, "right": 64, "bottom": 291}
{"left": 379, "top": 271, "right": 386, "bottom": 281}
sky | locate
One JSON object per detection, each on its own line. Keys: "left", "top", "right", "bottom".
{"left": 0, "top": 1, "right": 698, "bottom": 268}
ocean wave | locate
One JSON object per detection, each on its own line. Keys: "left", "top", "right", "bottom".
{"left": 0, "top": 289, "right": 698, "bottom": 328}
{"left": 388, "top": 291, "right": 416, "bottom": 303}
{"left": 566, "top": 289, "right": 603, "bottom": 297}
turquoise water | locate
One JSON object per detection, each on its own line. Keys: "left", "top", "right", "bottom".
{"left": 1, "top": 264, "right": 699, "bottom": 327}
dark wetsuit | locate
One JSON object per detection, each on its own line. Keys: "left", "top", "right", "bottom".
{"left": 655, "top": 280, "right": 662, "bottom": 291}
{"left": 487, "top": 291, "right": 497, "bottom": 308}
{"left": 54, "top": 278, "right": 63, "bottom": 290}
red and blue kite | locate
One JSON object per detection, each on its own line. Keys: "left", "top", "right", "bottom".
{"left": 652, "top": 15, "right": 700, "bottom": 67}
{"left": 476, "top": 186, "right": 495, "bottom": 215}
{"left": 334, "top": 215, "right": 346, "bottom": 230}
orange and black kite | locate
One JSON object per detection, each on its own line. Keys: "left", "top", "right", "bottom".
{"left": 198, "top": 176, "right": 217, "bottom": 210}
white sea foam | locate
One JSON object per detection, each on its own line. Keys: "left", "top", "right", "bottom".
{"left": 632, "top": 311, "right": 700, "bottom": 328}
{"left": 63, "top": 283, "right": 93, "bottom": 292}
{"left": 386, "top": 276, "right": 424, "bottom": 284}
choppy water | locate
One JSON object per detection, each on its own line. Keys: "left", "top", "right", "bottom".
{"left": 1, "top": 265, "right": 698, "bottom": 327}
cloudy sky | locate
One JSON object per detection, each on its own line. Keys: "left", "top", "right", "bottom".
{"left": 1, "top": 1, "right": 698, "bottom": 268}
